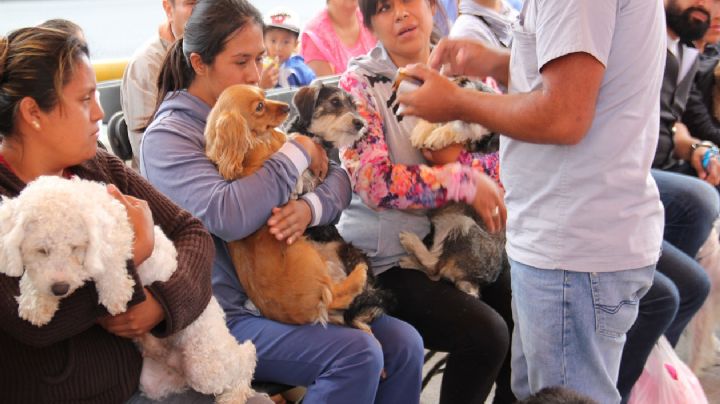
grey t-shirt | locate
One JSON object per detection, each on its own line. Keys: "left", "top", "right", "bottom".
{"left": 500, "top": 0, "right": 665, "bottom": 271}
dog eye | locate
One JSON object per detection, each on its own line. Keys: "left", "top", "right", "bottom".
{"left": 331, "top": 99, "right": 341, "bottom": 107}
{"left": 71, "top": 245, "right": 85, "bottom": 254}
{"left": 36, "top": 248, "right": 49, "bottom": 256}
{"left": 256, "top": 102, "right": 264, "bottom": 112}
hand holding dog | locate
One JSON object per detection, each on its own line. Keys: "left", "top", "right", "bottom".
{"left": 268, "top": 200, "right": 313, "bottom": 244}
{"left": 428, "top": 38, "right": 510, "bottom": 85}
{"left": 471, "top": 173, "right": 506, "bottom": 233}
{"left": 97, "top": 287, "right": 165, "bottom": 338}
{"left": 292, "top": 134, "right": 329, "bottom": 180}
{"left": 396, "top": 64, "right": 463, "bottom": 123}
{"left": 107, "top": 185, "right": 155, "bottom": 267}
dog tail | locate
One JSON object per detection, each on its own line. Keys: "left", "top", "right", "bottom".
{"left": 328, "top": 263, "right": 368, "bottom": 311}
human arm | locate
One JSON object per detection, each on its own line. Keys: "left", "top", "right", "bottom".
{"left": 339, "top": 70, "right": 486, "bottom": 210}
{"left": 97, "top": 152, "right": 214, "bottom": 337}
{"left": 671, "top": 122, "right": 720, "bottom": 185}
{"left": 398, "top": 52, "right": 605, "bottom": 145}
{"left": 428, "top": 38, "right": 510, "bottom": 86}
{"left": 140, "top": 116, "right": 310, "bottom": 241}
{"left": 120, "top": 52, "right": 163, "bottom": 153}
{"left": 268, "top": 161, "right": 352, "bottom": 244}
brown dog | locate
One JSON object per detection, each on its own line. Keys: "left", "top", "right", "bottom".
{"left": 205, "top": 84, "right": 368, "bottom": 326}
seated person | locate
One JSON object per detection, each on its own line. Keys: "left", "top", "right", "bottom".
{"left": 121, "top": 0, "right": 196, "bottom": 166}
{"left": 261, "top": 8, "right": 316, "bottom": 89}
{"left": 0, "top": 25, "right": 261, "bottom": 403}
{"left": 139, "top": 1, "right": 424, "bottom": 403}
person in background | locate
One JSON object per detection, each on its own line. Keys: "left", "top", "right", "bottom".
{"left": 120, "top": 0, "right": 196, "bottom": 168}
{"left": 261, "top": 7, "right": 316, "bottom": 89}
{"left": 450, "top": 0, "right": 517, "bottom": 50}
{"left": 301, "top": 0, "right": 377, "bottom": 77}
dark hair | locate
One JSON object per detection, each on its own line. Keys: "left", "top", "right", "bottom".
{"left": 38, "top": 19, "right": 83, "bottom": 37}
{"left": 359, "top": 0, "right": 441, "bottom": 33}
{"left": 0, "top": 27, "right": 89, "bottom": 138}
{"left": 153, "top": 0, "right": 263, "bottom": 118}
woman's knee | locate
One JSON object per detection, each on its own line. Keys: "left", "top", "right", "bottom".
{"left": 375, "top": 316, "right": 424, "bottom": 373}
{"left": 335, "top": 330, "right": 385, "bottom": 376}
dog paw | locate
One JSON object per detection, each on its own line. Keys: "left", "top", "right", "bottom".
{"left": 456, "top": 281, "right": 479, "bottom": 298}
{"left": 398, "top": 231, "right": 422, "bottom": 251}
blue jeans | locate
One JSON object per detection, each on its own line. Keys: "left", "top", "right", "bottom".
{"left": 616, "top": 170, "right": 715, "bottom": 402}
{"left": 227, "top": 314, "right": 423, "bottom": 404}
{"left": 510, "top": 259, "right": 654, "bottom": 404}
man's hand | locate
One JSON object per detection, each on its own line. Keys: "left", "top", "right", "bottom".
{"left": 429, "top": 38, "right": 510, "bottom": 85}
{"left": 691, "top": 146, "right": 720, "bottom": 186}
{"left": 396, "top": 64, "right": 464, "bottom": 123}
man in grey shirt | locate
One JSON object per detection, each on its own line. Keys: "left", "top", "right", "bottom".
{"left": 120, "top": 0, "right": 196, "bottom": 167}
{"left": 397, "top": 0, "right": 665, "bottom": 402}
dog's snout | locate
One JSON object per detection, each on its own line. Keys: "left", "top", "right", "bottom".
{"left": 353, "top": 118, "right": 365, "bottom": 131}
{"left": 279, "top": 104, "right": 290, "bottom": 114}
{"left": 51, "top": 282, "right": 70, "bottom": 296}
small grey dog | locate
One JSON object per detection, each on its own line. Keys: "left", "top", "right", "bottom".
{"left": 399, "top": 203, "right": 506, "bottom": 298}
{"left": 286, "top": 82, "right": 389, "bottom": 332}
{"left": 394, "top": 73, "right": 506, "bottom": 297}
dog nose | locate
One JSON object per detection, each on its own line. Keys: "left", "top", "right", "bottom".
{"left": 353, "top": 119, "right": 365, "bottom": 131}
{"left": 279, "top": 104, "right": 290, "bottom": 114}
{"left": 51, "top": 282, "right": 70, "bottom": 296}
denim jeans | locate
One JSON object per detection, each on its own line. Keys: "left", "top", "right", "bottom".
{"left": 510, "top": 259, "right": 654, "bottom": 404}
{"left": 616, "top": 170, "right": 715, "bottom": 402}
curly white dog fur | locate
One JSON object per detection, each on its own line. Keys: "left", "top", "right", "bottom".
{"left": 0, "top": 176, "right": 256, "bottom": 403}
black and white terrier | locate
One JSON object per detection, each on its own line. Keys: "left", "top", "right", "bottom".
{"left": 286, "top": 82, "right": 388, "bottom": 332}
{"left": 394, "top": 72, "right": 506, "bottom": 298}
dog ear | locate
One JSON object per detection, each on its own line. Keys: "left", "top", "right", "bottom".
{"left": 206, "top": 110, "right": 252, "bottom": 180}
{"left": 0, "top": 198, "right": 26, "bottom": 277}
{"left": 293, "top": 84, "right": 320, "bottom": 125}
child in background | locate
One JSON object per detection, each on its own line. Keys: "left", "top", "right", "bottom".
{"left": 263, "top": 8, "right": 316, "bottom": 88}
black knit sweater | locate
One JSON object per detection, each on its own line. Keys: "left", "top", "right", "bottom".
{"left": 0, "top": 150, "right": 214, "bottom": 403}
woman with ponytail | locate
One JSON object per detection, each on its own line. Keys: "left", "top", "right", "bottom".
{"left": 140, "top": 1, "right": 424, "bottom": 403}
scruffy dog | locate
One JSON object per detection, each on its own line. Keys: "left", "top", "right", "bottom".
{"left": 286, "top": 82, "right": 387, "bottom": 331}
{"left": 0, "top": 176, "right": 256, "bottom": 403}
{"left": 394, "top": 70, "right": 506, "bottom": 297}
{"left": 204, "top": 84, "right": 369, "bottom": 328}
{"left": 515, "top": 386, "right": 598, "bottom": 404}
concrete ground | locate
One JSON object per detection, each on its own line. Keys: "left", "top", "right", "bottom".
{"left": 420, "top": 333, "right": 720, "bottom": 404}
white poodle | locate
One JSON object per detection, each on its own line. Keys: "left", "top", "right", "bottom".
{"left": 0, "top": 176, "right": 257, "bottom": 403}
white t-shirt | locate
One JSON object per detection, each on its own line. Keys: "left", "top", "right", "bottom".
{"left": 499, "top": 0, "right": 665, "bottom": 272}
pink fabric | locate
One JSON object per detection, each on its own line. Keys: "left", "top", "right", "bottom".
{"left": 300, "top": 8, "right": 377, "bottom": 75}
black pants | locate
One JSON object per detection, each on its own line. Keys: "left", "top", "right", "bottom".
{"left": 377, "top": 266, "right": 515, "bottom": 404}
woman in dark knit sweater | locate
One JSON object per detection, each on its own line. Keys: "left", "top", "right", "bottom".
{"left": 0, "top": 27, "right": 216, "bottom": 403}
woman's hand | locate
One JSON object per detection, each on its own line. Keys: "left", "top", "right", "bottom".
{"left": 260, "top": 63, "right": 279, "bottom": 89}
{"left": 422, "top": 143, "right": 466, "bottom": 165}
{"left": 395, "top": 64, "right": 463, "bottom": 123}
{"left": 97, "top": 288, "right": 165, "bottom": 338}
{"left": 267, "top": 200, "right": 312, "bottom": 244}
{"left": 291, "top": 134, "right": 329, "bottom": 180}
{"left": 107, "top": 185, "right": 155, "bottom": 267}
{"left": 470, "top": 173, "right": 506, "bottom": 233}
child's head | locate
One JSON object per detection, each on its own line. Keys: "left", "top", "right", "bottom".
{"left": 264, "top": 8, "right": 300, "bottom": 63}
